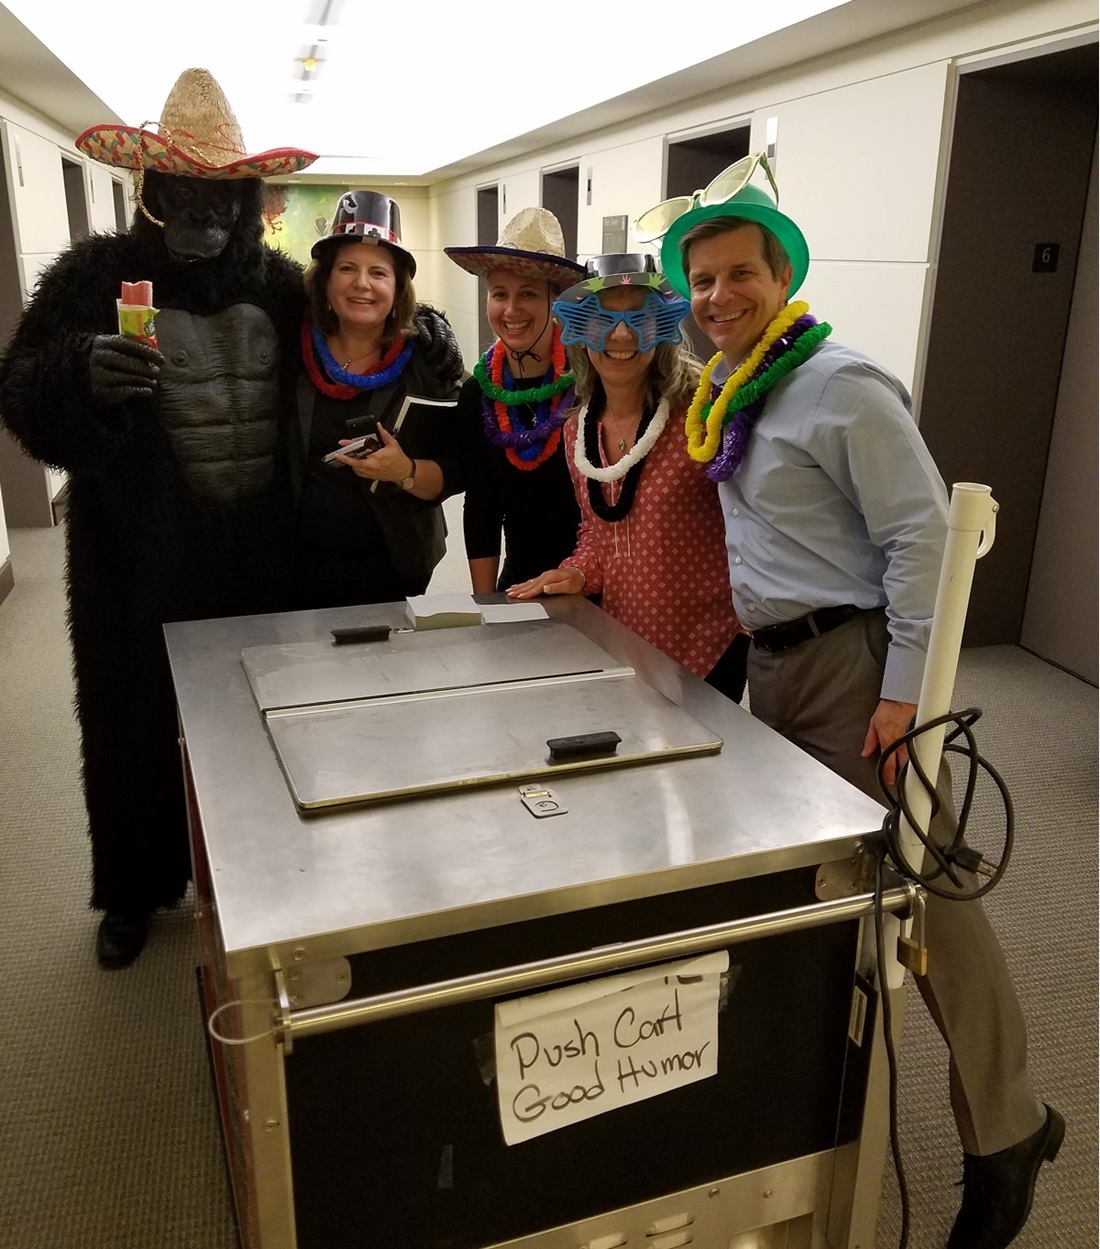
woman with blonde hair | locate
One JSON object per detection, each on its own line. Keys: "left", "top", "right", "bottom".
{"left": 445, "top": 208, "right": 585, "bottom": 592}
{"left": 509, "top": 254, "right": 747, "bottom": 700}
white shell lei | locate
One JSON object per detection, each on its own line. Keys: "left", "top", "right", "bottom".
{"left": 573, "top": 398, "right": 671, "bottom": 483}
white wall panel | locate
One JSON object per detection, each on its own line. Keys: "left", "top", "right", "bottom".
{"left": 798, "top": 261, "right": 930, "bottom": 393}
{"left": 19, "top": 251, "right": 61, "bottom": 299}
{"left": 391, "top": 186, "right": 441, "bottom": 314}
{"left": 2, "top": 122, "right": 69, "bottom": 254}
{"left": 11, "top": 255, "right": 67, "bottom": 513}
{"left": 500, "top": 171, "right": 540, "bottom": 223}
{"left": 85, "top": 161, "right": 117, "bottom": 234}
{"left": 577, "top": 136, "right": 665, "bottom": 260}
{"left": 0, "top": 99, "right": 84, "bottom": 531}
{"left": 395, "top": 186, "right": 430, "bottom": 251}
{"left": 428, "top": 183, "right": 480, "bottom": 365}
{"left": 750, "top": 62, "right": 950, "bottom": 263}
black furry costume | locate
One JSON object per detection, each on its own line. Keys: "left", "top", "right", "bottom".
{"left": 0, "top": 171, "right": 305, "bottom": 914}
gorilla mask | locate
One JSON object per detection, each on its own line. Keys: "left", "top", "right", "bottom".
{"left": 147, "top": 175, "right": 245, "bottom": 263}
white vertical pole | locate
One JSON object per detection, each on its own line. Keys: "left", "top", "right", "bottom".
{"left": 883, "top": 482, "right": 998, "bottom": 989}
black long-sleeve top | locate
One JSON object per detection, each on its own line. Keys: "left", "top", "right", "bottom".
{"left": 457, "top": 375, "right": 580, "bottom": 588}
{"left": 293, "top": 343, "right": 462, "bottom": 608}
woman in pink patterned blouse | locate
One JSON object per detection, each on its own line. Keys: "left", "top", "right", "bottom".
{"left": 508, "top": 254, "right": 748, "bottom": 702}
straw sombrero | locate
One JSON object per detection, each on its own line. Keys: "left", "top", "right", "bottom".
{"left": 445, "top": 208, "right": 584, "bottom": 290}
{"left": 76, "top": 68, "right": 317, "bottom": 180}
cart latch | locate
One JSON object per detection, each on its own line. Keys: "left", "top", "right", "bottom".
{"left": 518, "top": 784, "right": 568, "bottom": 818}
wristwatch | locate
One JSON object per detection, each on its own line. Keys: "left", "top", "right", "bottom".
{"left": 399, "top": 458, "right": 417, "bottom": 492}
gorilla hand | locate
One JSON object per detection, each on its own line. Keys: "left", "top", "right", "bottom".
{"left": 88, "top": 335, "right": 163, "bottom": 406}
{"left": 414, "top": 305, "right": 464, "bottom": 388}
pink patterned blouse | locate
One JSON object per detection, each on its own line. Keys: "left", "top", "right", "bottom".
{"left": 560, "top": 408, "right": 742, "bottom": 678}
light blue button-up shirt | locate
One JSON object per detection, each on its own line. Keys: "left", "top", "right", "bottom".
{"left": 715, "top": 340, "right": 949, "bottom": 703}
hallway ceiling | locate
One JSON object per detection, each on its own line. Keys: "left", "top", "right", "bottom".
{"left": 1, "top": 0, "right": 993, "bottom": 183}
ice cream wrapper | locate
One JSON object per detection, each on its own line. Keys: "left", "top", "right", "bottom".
{"left": 117, "top": 281, "right": 158, "bottom": 348}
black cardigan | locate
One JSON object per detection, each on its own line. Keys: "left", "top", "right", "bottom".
{"left": 292, "top": 341, "right": 462, "bottom": 604}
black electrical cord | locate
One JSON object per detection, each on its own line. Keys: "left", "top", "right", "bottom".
{"left": 867, "top": 705, "right": 1015, "bottom": 1249}
{"left": 877, "top": 706, "right": 1014, "bottom": 900}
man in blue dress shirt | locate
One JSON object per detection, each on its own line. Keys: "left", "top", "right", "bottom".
{"left": 658, "top": 177, "right": 1061, "bottom": 1248}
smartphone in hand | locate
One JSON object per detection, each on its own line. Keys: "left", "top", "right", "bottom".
{"left": 323, "top": 432, "right": 382, "bottom": 464}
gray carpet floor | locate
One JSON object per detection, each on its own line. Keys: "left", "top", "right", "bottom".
{"left": 0, "top": 521, "right": 1095, "bottom": 1249}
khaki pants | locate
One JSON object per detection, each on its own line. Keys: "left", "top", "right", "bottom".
{"left": 748, "top": 609, "right": 1043, "bottom": 1155}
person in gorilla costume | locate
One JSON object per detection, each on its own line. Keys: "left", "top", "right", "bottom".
{"left": 0, "top": 70, "right": 461, "bottom": 968}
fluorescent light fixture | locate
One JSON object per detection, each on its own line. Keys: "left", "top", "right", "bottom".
{"left": 304, "top": 0, "right": 343, "bottom": 25}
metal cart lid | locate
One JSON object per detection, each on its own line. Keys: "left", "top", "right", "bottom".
{"left": 241, "top": 619, "right": 626, "bottom": 710}
{"left": 242, "top": 621, "right": 722, "bottom": 809}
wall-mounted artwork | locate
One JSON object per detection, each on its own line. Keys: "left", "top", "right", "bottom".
{"left": 262, "top": 184, "right": 351, "bottom": 267}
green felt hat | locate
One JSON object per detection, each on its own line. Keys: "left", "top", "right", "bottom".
{"left": 660, "top": 185, "right": 809, "bottom": 299}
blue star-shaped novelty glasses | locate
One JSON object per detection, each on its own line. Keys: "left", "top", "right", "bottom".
{"left": 553, "top": 290, "right": 691, "bottom": 353}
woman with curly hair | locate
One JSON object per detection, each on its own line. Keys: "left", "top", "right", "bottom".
{"left": 508, "top": 254, "right": 747, "bottom": 701}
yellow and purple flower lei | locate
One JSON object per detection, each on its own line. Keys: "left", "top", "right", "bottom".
{"left": 684, "top": 301, "right": 832, "bottom": 481}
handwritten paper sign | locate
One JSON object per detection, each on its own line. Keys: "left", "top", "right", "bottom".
{"left": 494, "top": 951, "right": 728, "bottom": 1146}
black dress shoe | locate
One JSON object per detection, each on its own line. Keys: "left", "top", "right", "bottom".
{"left": 947, "top": 1104, "right": 1065, "bottom": 1249}
{"left": 96, "top": 911, "right": 151, "bottom": 969}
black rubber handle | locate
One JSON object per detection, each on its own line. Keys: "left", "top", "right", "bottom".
{"left": 546, "top": 731, "right": 622, "bottom": 761}
{"left": 331, "top": 625, "right": 392, "bottom": 646}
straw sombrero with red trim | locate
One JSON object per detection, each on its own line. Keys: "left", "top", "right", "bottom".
{"left": 445, "top": 208, "right": 584, "bottom": 291}
{"left": 76, "top": 68, "right": 317, "bottom": 180}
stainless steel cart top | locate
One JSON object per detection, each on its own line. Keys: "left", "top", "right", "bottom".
{"left": 164, "top": 598, "right": 883, "bottom": 977}
{"left": 242, "top": 621, "right": 723, "bottom": 809}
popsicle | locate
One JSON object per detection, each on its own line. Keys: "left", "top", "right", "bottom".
{"left": 117, "top": 280, "right": 158, "bottom": 348}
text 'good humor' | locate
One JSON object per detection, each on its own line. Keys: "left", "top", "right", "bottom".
{"left": 493, "top": 951, "right": 728, "bottom": 1145}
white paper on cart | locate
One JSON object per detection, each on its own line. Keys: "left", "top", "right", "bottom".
{"left": 479, "top": 601, "right": 548, "bottom": 624}
{"left": 493, "top": 950, "right": 728, "bottom": 1146}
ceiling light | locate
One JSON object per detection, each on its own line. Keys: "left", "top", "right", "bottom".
{"left": 303, "top": 0, "right": 343, "bottom": 27}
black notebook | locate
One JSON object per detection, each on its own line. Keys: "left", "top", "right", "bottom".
{"left": 370, "top": 394, "right": 459, "bottom": 493}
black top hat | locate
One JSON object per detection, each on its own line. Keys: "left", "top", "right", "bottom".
{"left": 556, "top": 252, "right": 680, "bottom": 306}
{"left": 585, "top": 253, "right": 657, "bottom": 281}
{"left": 312, "top": 191, "right": 416, "bottom": 276}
